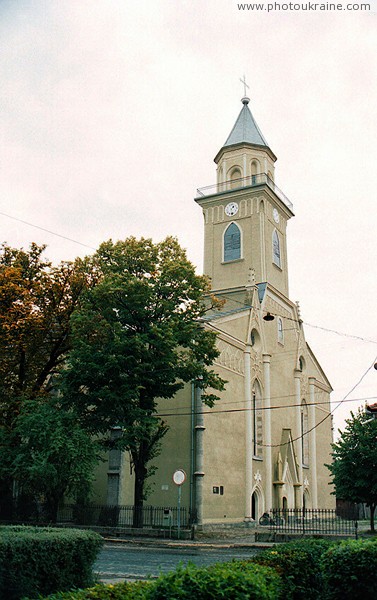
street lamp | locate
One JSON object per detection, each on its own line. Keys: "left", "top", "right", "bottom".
{"left": 263, "top": 312, "right": 275, "bottom": 321}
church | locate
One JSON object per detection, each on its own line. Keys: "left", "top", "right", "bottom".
{"left": 96, "top": 94, "right": 335, "bottom": 525}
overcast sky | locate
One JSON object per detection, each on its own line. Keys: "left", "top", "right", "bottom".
{"left": 1, "top": 0, "right": 376, "bottom": 434}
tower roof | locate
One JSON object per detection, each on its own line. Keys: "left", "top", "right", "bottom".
{"left": 223, "top": 97, "right": 269, "bottom": 148}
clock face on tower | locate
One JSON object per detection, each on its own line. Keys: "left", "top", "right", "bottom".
{"left": 225, "top": 202, "right": 239, "bottom": 217}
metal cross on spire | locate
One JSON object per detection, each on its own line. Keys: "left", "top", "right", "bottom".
{"left": 240, "top": 74, "right": 250, "bottom": 98}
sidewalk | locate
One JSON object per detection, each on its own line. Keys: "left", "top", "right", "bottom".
{"left": 103, "top": 527, "right": 275, "bottom": 549}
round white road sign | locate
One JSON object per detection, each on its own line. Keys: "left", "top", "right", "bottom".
{"left": 172, "top": 469, "right": 186, "bottom": 486}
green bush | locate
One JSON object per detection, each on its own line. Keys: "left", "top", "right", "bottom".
{"left": 35, "top": 537, "right": 377, "bottom": 600}
{"left": 148, "top": 561, "right": 281, "bottom": 600}
{"left": 251, "top": 538, "right": 335, "bottom": 599}
{"left": 0, "top": 525, "right": 103, "bottom": 600}
{"left": 42, "top": 562, "right": 280, "bottom": 600}
{"left": 40, "top": 580, "right": 152, "bottom": 600}
{"left": 322, "top": 538, "right": 377, "bottom": 600}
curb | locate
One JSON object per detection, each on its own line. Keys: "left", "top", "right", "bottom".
{"left": 103, "top": 537, "right": 274, "bottom": 550}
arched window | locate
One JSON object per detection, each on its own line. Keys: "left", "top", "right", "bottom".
{"left": 251, "top": 160, "right": 260, "bottom": 185}
{"left": 252, "top": 381, "right": 263, "bottom": 458}
{"left": 250, "top": 328, "right": 261, "bottom": 350}
{"left": 277, "top": 317, "right": 284, "bottom": 344}
{"left": 230, "top": 167, "right": 242, "bottom": 189}
{"left": 301, "top": 400, "right": 309, "bottom": 466}
{"left": 272, "top": 230, "right": 281, "bottom": 268}
{"left": 224, "top": 223, "right": 241, "bottom": 262}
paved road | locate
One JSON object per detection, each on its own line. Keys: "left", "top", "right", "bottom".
{"left": 95, "top": 543, "right": 261, "bottom": 581}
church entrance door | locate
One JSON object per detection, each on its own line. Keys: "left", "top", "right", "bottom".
{"left": 252, "top": 492, "right": 258, "bottom": 520}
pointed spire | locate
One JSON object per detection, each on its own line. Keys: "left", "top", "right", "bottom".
{"left": 223, "top": 96, "right": 269, "bottom": 149}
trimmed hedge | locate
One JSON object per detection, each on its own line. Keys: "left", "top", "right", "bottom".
{"left": 250, "top": 538, "right": 335, "bottom": 599}
{"left": 39, "top": 581, "right": 152, "bottom": 600}
{"left": 0, "top": 526, "right": 103, "bottom": 600}
{"left": 148, "top": 561, "right": 281, "bottom": 599}
{"left": 322, "top": 538, "right": 377, "bottom": 600}
{"left": 42, "top": 562, "right": 281, "bottom": 600}
{"left": 29, "top": 537, "right": 377, "bottom": 600}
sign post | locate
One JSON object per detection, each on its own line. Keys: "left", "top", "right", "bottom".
{"left": 172, "top": 469, "right": 186, "bottom": 539}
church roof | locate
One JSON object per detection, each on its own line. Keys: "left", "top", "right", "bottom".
{"left": 223, "top": 97, "right": 269, "bottom": 149}
{"left": 202, "top": 306, "right": 247, "bottom": 322}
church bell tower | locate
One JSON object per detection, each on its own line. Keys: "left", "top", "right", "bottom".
{"left": 195, "top": 95, "right": 294, "bottom": 297}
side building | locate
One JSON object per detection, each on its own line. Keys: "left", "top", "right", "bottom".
{"left": 95, "top": 95, "right": 335, "bottom": 525}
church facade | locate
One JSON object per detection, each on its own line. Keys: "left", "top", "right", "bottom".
{"left": 97, "top": 95, "right": 334, "bottom": 525}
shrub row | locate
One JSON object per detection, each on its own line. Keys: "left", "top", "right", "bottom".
{"left": 42, "top": 537, "right": 377, "bottom": 600}
{"left": 42, "top": 562, "right": 281, "bottom": 600}
{"left": 323, "top": 537, "right": 377, "bottom": 600}
{"left": 251, "top": 537, "right": 377, "bottom": 600}
{"left": 0, "top": 526, "right": 103, "bottom": 600}
{"left": 251, "top": 537, "right": 334, "bottom": 599}
{"left": 39, "top": 581, "right": 153, "bottom": 600}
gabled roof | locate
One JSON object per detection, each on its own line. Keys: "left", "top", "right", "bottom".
{"left": 223, "top": 97, "right": 269, "bottom": 149}
{"left": 306, "top": 343, "right": 333, "bottom": 392}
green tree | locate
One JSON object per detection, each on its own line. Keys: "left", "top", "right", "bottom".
{"left": 60, "top": 236, "right": 226, "bottom": 524}
{"left": 10, "top": 398, "right": 99, "bottom": 521}
{"left": 326, "top": 410, "right": 377, "bottom": 532}
{"left": 0, "top": 243, "right": 96, "bottom": 513}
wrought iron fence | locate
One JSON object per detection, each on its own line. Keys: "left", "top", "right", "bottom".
{"left": 0, "top": 500, "right": 197, "bottom": 529}
{"left": 57, "top": 504, "right": 196, "bottom": 529}
{"left": 259, "top": 508, "right": 358, "bottom": 536}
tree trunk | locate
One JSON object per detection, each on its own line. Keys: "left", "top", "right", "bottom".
{"left": 0, "top": 478, "right": 14, "bottom": 520}
{"left": 370, "top": 504, "right": 375, "bottom": 533}
{"left": 133, "top": 465, "right": 145, "bottom": 528}
{"left": 45, "top": 491, "right": 61, "bottom": 523}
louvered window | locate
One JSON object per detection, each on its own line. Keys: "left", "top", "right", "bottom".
{"left": 224, "top": 223, "right": 241, "bottom": 262}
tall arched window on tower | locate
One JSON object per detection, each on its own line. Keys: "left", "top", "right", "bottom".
{"left": 224, "top": 223, "right": 241, "bottom": 262}
{"left": 253, "top": 381, "right": 263, "bottom": 458}
{"left": 272, "top": 230, "right": 281, "bottom": 268}
{"left": 301, "top": 400, "right": 309, "bottom": 467}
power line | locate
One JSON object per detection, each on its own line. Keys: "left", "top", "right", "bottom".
{"left": 157, "top": 357, "right": 377, "bottom": 449}
{"left": 259, "top": 355, "right": 377, "bottom": 448}
{"left": 158, "top": 394, "right": 376, "bottom": 419}
{"left": 2, "top": 209, "right": 376, "bottom": 347}
{"left": 2, "top": 209, "right": 375, "bottom": 449}
{"left": 0, "top": 210, "right": 96, "bottom": 251}
{"left": 206, "top": 321, "right": 377, "bottom": 368}
{"left": 305, "top": 322, "right": 377, "bottom": 346}
{"left": 216, "top": 293, "right": 377, "bottom": 346}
